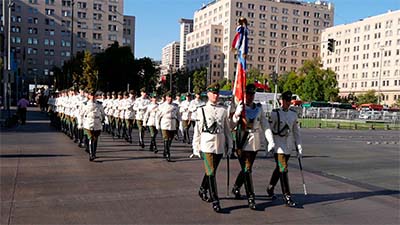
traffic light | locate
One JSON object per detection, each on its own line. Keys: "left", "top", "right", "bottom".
{"left": 327, "top": 38, "right": 335, "bottom": 53}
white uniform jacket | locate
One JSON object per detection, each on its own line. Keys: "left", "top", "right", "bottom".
{"left": 232, "top": 103, "right": 274, "bottom": 152}
{"left": 112, "top": 99, "right": 121, "bottom": 118}
{"left": 157, "top": 102, "right": 180, "bottom": 131}
{"left": 124, "top": 97, "right": 136, "bottom": 120}
{"left": 188, "top": 99, "right": 204, "bottom": 121}
{"left": 192, "top": 102, "right": 233, "bottom": 155}
{"left": 82, "top": 101, "right": 105, "bottom": 131}
{"left": 134, "top": 96, "right": 150, "bottom": 121}
{"left": 270, "top": 108, "right": 302, "bottom": 155}
{"left": 143, "top": 102, "right": 159, "bottom": 128}
{"left": 179, "top": 100, "right": 191, "bottom": 121}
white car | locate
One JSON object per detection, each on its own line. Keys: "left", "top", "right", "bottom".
{"left": 359, "top": 111, "right": 382, "bottom": 120}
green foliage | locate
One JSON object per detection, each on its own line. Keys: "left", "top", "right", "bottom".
{"left": 81, "top": 51, "right": 99, "bottom": 90}
{"left": 193, "top": 68, "right": 207, "bottom": 94}
{"left": 356, "top": 90, "right": 378, "bottom": 105}
{"left": 221, "top": 79, "right": 232, "bottom": 91}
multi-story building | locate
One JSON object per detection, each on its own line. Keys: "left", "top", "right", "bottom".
{"left": 0, "top": 0, "right": 135, "bottom": 87}
{"left": 160, "top": 41, "right": 180, "bottom": 76}
{"left": 123, "top": 15, "right": 136, "bottom": 56}
{"left": 178, "top": 18, "right": 193, "bottom": 70}
{"left": 321, "top": 10, "right": 400, "bottom": 106}
{"left": 186, "top": 0, "right": 334, "bottom": 85}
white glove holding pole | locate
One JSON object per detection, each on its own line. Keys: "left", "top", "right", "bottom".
{"left": 234, "top": 101, "right": 244, "bottom": 117}
{"left": 297, "top": 144, "right": 303, "bottom": 158}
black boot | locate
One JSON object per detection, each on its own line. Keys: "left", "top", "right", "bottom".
{"left": 186, "top": 129, "right": 191, "bottom": 144}
{"left": 244, "top": 172, "right": 257, "bottom": 210}
{"left": 266, "top": 185, "right": 276, "bottom": 200}
{"left": 232, "top": 171, "right": 244, "bottom": 199}
{"left": 150, "top": 139, "right": 154, "bottom": 152}
{"left": 280, "top": 172, "right": 296, "bottom": 207}
{"left": 89, "top": 140, "right": 95, "bottom": 161}
{"left": 208, "top": 175, "right": 221, "bottom": 213}
{"left": 166, "top": 139, "right": 171, "bottom": 162}
{"left": 198, "top": 174, "right": 211, "bottom": 202}
{"left": 153, "top": 138, "right": 158, "bottom": 153}
{"left": 163, "top": 140, "right": 167, "bottom": 158}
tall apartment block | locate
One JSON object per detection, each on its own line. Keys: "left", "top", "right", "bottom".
{"left": 185, "top": 0, "right": 334, "bottom": 84}
{"left": 161, "top": 41, "right": 180, "bottom": 76}
{"left": 179, "top": 18, "right": 193, "bottom": 70}
{"left": 321, "top": 10, "right": 400, "bottom": 106}
{"left": 0, "top": 0, "right": 135, "bottom": 88}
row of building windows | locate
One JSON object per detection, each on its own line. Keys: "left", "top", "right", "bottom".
{"left": 333, "top": 18, "right": 400, "bottom": 37}
{"left": 235, "top": 2, "right": 331, "bottom": 20}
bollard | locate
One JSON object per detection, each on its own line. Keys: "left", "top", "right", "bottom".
{"left": 369, "top": 124, "right": 375, "bottom": 130}
{"left": 336, "top": 123, "right": 340, "bottom": 129}
{"left": 354, "top": 124, "right": 357, "bottom": 130}
{"left": 385, "top": 124, "right": 390, "bottom": 130}
{"left": 299, "top": 122, "right": 302, "bottom": 128}
{"left": 317, "top": 123, "right": 321, "bottom": 128}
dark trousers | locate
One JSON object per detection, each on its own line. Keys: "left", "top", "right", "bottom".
{"left": 17, "top": 108, "right": 27, "bottom": 124}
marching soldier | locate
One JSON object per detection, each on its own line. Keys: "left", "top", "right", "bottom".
{"left": 82, "top": 90, "right": 105, "bottom": 161}
{"left": 188, "top": 92, "right": 205, "bottom": 158}
{"left": 134, "top": 88, "right": 150, "bottom": 148}
{"left": 124, "top": 90, "right": 136, "bottom": 143}
{"left": 143, "top": 93, "right": 159, "bottom": 153}
{"left": 114, "top": 92, "right": 124, "bottom": 138}
{"left": 157, "top": 91, "right": 180, "bottom": 161}
{"left": 179, "top": 93, "right": 192, "bottom": 144}
{"left": 192, "top": 83, "right": 233, "bottom": 213}
{"left": 75, "top": 87, "right": 88, "bottom": 148}
{"left": 266, "top": 90, "right": 303, "bottom": 207}
{"left": 230, "top": 84, "right": 275, "bottom": 210}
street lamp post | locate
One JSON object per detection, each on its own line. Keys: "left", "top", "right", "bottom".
{"left": 378, "top": 45, "right": 385, "bottom": 105}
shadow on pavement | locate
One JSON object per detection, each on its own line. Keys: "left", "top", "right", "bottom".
{"left": 0, "top": 154, "right": 72, "bottom": 158}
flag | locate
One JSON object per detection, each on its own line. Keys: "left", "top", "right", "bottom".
{"left": 254, "top": 80, "right": 270, "bottom": 91}
{"left": 232, "top": 24, "right": 248, "bottom": 109}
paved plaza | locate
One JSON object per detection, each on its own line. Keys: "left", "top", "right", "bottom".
{"left": 1, "top": 108, "right": 399, "bottom": 224}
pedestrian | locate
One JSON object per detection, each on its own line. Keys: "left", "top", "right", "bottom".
{"left": 265, "top": 90, "right": 303, "bottom": 207}
{"left": 124, "top": 90, "right": 136, "bottom": 143}
{"left": 82, "top": 90, "right": 105, "bottom": 161}
{"left": 157, "top": 91, "right": 180, "bottom": 161}
{"left": 134, "top": 88, "right": 150, "bottom": 148}
{"left": 230, "top": 84, "right": 275, "bottom": 210}
{"left": 17, "top": 95, "right": 30, "bottom": 125}
{"left": 192, "top": 83, "right": 233, "bottom": 213}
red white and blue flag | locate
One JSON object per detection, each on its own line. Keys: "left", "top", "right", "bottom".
{"left": 232, "top": 24, "right": 248, "bottom": 108}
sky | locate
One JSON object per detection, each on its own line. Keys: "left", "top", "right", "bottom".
{"left": 124, "top": 0, "right": 400, "bottom": 61}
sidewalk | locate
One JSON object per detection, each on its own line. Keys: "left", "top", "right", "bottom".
{"left": 1, "top": 108, "right": 399, "bottom": 224}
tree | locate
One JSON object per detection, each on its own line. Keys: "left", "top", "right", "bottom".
{"left": 356, "top": 90, "right": 378, "bottom": 105}
{"left": 193, "top": 68, "right": 207, "bottom": 94}
{"left": 81, "top": 51, "right": 99, "bottom": 90}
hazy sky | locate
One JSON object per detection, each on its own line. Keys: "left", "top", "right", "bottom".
{"left": 124, "top": 0, "right": 400, "bottom": 60}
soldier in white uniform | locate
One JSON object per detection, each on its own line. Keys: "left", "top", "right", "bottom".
{"left": 143, "top": 93, "right": 159, "bottom": 153}
{"left": 266, "top": 90, "right": 303, "bottom": 207}
{"left": 134, "top": 88, "right": 150, "bottom": 148}
{"left": 172, "top": 93, "right": 183, "bottom": 140}
{"left": 179, "top": 93, "right": 192, "bottom": 144}
{"left": 82, "top": 90, "right": 105, "bottom": 161}
{"left": 188, "top": 92, "right": 205, "bottom": 158}
{"left": 114, "top": 92, "right": 124, "bottom": 138}
{"left": 231, "top": 84, "right": 275, "bottom": 210}
{"left": 157, "top": 91, "right": 180, "bottom": 161}
{"left": 75, "top": 87, "right": 88, "bottom": 148}
{"left": 192, "top": 83, "right": 233, "bottom": 213}
{"left": 124, "top": 90, "right": 136, "bottom": 143}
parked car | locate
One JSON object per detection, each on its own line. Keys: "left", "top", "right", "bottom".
{"left": 359, "top": 111, "right": 382, "bottom": 120}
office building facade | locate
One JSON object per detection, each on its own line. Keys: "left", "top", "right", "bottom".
{"left": 185, "top": 0, "right": 334, "bottom": 84}
{"left": 0, "top": 0, "right": 135, "bottom": 86}
{"left": 179, "top": 18, "right": 193, "bottom": 70}
{"left": 321, "top": 10, "right": 400, "bottom": 106}
{"left": 161, "top": 41, "right": 180, "bottom": 76}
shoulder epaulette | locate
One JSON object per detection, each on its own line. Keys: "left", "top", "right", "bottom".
{"left": 272, "top": 108, "right": 279, "bottom": 112}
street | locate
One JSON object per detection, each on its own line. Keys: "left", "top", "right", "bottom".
{"left": 1, "top": 108, "right": 399, "bottom": 224}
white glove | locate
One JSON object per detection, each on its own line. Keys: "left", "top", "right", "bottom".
{"left": 234, "top": 101, "right": 244, "bottom": 117}
{"left": 267, "top": 142, "right": 275, "bottom": 153}
{"left": 297, "top": 144, "right": 303, "bottom": 158}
